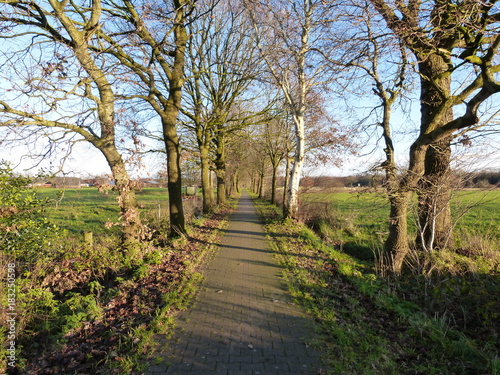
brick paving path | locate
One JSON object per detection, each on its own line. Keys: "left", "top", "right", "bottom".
{"left": 146, "top": 192, "right": 324, "bottom": 374}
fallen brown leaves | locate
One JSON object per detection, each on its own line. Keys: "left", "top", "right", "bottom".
{"left": 20, "top": 208, "right": 230, "bottom": 375}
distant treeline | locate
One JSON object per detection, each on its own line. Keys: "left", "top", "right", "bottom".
{"left": 299, "top": 170, "right": 500, "bottom": 189}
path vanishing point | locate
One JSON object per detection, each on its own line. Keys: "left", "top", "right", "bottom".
{"left": 145, "top": 191, "right": 324, "bottom": 375}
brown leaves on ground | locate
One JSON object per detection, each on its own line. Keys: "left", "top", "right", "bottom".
{"left": 21, "top": 209, "right": 229, "bottom": 375}
{"left": 22, "top": 255, "right": 184, "bottom": 374}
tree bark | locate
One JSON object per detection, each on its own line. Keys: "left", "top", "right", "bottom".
{"left": 199, "top": 144, "right": 215, "bottom": 213}
{"left": 258, "top": 163, "right": 265, "bottom": 199}
{"left": 98, "top": 140, "right": 143, "bottom": 257}
{"left": 385, "top": 191, "right": 412, "bottom": 274}
{"left": 215, "top": 143, "right": 227, "bottom": 205}
{"left": 285, "top": 115, "right": 305, "bottom": 219}
{"left": 417, "top": 138, "right": 454, "bottom": 250}
{"left": 160, "top": 0, "right": 189, "bottom": 236}
{"left": 270, "top": 163, "right": 278, "bottom": 205}
{"left": 163, "top": 119, "right": 186, "bottom": 236}
{"left": 216, "top": 171, "right": 227, "bottom": 205}
{"left": 232, "top": 169, "right": 240, "bottom": 195}
{"left": 417, "top": 55, "right": 454, "bottom": 249}
{"left": 282, "top": 156, "right": 291, "bottom": 216}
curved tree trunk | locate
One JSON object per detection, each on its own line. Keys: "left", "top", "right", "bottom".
{"left": 163, "top": 119, "right": 186, "bottom": 236}
{"left": 99, "top": 142, "right": 144, "bottom": 258}
{"left": 52, "top": 2, "right": 146, "bottom": 253}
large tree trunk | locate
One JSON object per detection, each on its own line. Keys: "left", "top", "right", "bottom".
{"left": 200, "top": 144, "right": 215, "bottom": 213}
{"left": 215, "top": 147, "right": 227, "bottom": 205}
{"left": 385, "top": 191, "right": 412, "bottom": 274}
{"left": 216, "top": 171, "right": 227, "bottom": 205}
{"left": 232, "top": 169, "right": 239, "bottom": 195}
{"left": 160, "top": 0, "right": 188, "bottom": 237}
{"left": 417, "top": 55, "right": 454, "bottom": 249}
{"left": 100, "top": 143, "right": 143, "bottom": 257}
{"left": 285, "top": 115, "right": 305, "bottom": 219}
{"left": 163, "top": 122, "right": 186, "bottom": 236}
{"left": 385, "top": 140, "right": 430, "bottom": 274}
{"left": 417, "top": 138, "right": 454, "bottom": 250}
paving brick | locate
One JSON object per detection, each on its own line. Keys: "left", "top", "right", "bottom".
{"left": 146, "top": 363, "right": 168, "bottom": 372}
{"left": 216, "top": 361, "right": 241, "bottom": 372}
{"left": 163, "top": 362, "right": 192, "bottom": 373}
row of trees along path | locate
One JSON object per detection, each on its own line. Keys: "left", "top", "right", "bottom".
{"left": 145, "top": 192, "right": 325, "bottom": 375}
{"left": 1, "top": 0, "right": 500, "bottom": 274}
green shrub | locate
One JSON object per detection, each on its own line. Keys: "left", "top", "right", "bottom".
{"left": 0, "top": 163, "right": 64, "bottom": 264}
{"left": 59, "top": 293, "right": 103, "bottom": 335}
{"left": 0, "top": 163, "right": 65, "bottom": 370}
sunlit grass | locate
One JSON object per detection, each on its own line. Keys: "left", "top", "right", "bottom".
{"left": 301, "top": 189, "right": 500, "bottom": 247}
{"left": 253, "top": 194, "right": 499, "bottom": 375}
{"left": 34, "top": 188, "right": 170, "bottom": 234}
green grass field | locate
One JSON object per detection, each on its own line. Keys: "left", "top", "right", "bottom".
{"left": 35, "top": 187, "right": 172, "bottom": 235}
{"left": 36, "top": 187, "right": 500, "bottom": 245}
{"left": 301, "top": 189, "right": 500, "bottom": 257}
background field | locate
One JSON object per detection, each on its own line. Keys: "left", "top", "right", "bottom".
{"left": 35, "top": 188, "right": 175, "bottom": 235}
{"left": 300, "top": 188, "right": 500, "bottom": 258}
{"left": 35, "top": 187, "right": 500, "bottom": 252}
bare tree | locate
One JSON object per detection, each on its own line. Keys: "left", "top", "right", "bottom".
{"left": 0, "top": 0, "right": 146, "bottom": 254}
{"left": 260, "top": 113, "right": 290, "bottom": 205}
{"left": 367, "top": 0, "right": 500, "bottom": 271}
{"left": 182, "top": 0, "right": 265, "bottom": 208}
{"left": 328, "top": 1, "right": 414, "bottom": 271}
{"left": 245, "top": 0, "right": 337, "bottom": 219}
{"left": 92, "top": 0, "right": 197, "bottom": 236}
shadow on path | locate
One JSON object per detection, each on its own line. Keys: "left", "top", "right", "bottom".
{"left": 146, "top": 191, "right": 324, "bottom": 375}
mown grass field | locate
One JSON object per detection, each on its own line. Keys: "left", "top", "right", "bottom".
{"left": 300, "top": 188, "right": 500, "bottom": 259}
{"left": 34, "top": 186, "right": 500, "bottom": 248}
{"left": 34, "top": 187, "right": 173, "bottom": 235}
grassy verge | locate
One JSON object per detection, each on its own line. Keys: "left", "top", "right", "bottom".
{"left": 252, "top": 195, "right": 499, "bottom": 375}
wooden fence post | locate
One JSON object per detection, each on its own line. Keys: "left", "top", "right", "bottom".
{"left": 84, "top": 231, "right": 93, "bottom": 248}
